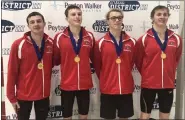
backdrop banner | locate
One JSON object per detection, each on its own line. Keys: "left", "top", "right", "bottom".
{"left": 2, "top": 1, "right": 180, "bottom": 119}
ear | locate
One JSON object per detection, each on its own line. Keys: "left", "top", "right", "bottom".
{"left": 106, "top": 19, "right": 110, "bottom": 26}
{"left": 65, "top": 17, "right": 68, "bottom": 22}
{"left": 151, "top": 17, "right": 154, "bottom": 22}
{"left": 44, "top": 22, "right": 46, "bottom": 27}
{"left": 27, "top": 24, "right": 30, "bottom": 29}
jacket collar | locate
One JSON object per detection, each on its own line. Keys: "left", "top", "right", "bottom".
{"left": 146, "top": 28, "right": 174, "bottom": 38}
{"left": 104, "top": 31, "right": 132, "bottom": 42}
{"left": 62, "top": 26, "right": 90, "bottom": 38}
{"left": 23, "top": 31, "right": 49, "bottom": 44}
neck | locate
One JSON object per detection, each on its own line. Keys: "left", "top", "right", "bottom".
{"left": 153, "top": 24, "right": 166, "bottom": 35}
{"left": 109, "top": 29, "right": 122, "bottom": 41}
{"left": 69, "top": 25, "right": 81, "bottom": 38}
{"left": 31, "top": 32, "right": 44, "bottom": 43}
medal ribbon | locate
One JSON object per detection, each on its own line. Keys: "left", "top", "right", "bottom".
{"left": 109, "top": 31, "right": 123, "bottom": 57}
{"left": 152, "top": 27, "right": 168, "bottom": 52}
{"left": 68, "top": 27, "right": 83, "bottom": 55}
{"left": 30, "top": 34, "right": 45, "bottom": 61}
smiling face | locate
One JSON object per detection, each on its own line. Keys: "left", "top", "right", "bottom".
{"left": 66, "top": 8, "right": 82, "bottom": 27}
{"left": 106, "top": 10, "right": 124, "bottom": 31}
{"left": 27, "top": 15, "right": 45, "bottom": 35}
{"left": 152, "top": 8, "right": 169, "bottom": 27}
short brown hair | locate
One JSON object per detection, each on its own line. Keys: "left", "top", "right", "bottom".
{"left": 27, "top": 12, "right": 45, "bottom": 25}
{"left": 64, "top": 5, "right": 81, "bottom": 17}
{"left": 150, "top": 5, "right": 171, "bottom": 21}
{"left": 106, "top": 9, "right": 123, "bottom": 20}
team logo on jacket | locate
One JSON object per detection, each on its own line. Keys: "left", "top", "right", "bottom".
{"left": 83, "top": 40, "right": 91, "bottom": 46}
{"left": 168, "top": 40, "right": 176, "bottom": 47}
{"left": 46, "top": 46, "right": 53, "bottom": 53}
{"left": 48, "top": 105, "right": 62, "bottom": 118}
{"left": 123, "top": 44, "right": 132, "bottom": 52}
{"left": 108, "top": 1, "right": 148, "bottom": 11}
{"left": 55, "top": 85, "right": 61, "bottom": 96}
{"left": 169, "top": 41, "right": 175, "bottom": 45}
{"left": 2, "top": 20, "right": 25, "bottom": 33}
{"left": 2, "top": 1, "right": 42, "bottom": 11}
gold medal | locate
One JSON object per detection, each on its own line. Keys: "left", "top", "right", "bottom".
{"left": 38, "top": 63, "right": 43, "bottom": 69}
{"left": 161, "top": 52, "right": 166, "bottom": 59}
{"left": 74, "top": 56, "right": 80, "bottom": 63}
{"left": 116, "top": 58, "right": 121, "bottom": 64}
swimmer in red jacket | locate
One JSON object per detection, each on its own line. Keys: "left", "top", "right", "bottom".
{"left": 135, "top": 5, "right": 182, "bottom": 119}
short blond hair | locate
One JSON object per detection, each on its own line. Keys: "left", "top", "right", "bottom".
{"left": 105, "top": 9, "right": 123, "bottom": 20}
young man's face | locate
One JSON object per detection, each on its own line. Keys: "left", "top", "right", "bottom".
{"left": 66, "top": 8, "right": 82, "bottom": 27}
{"left": 152, "top": 9, "right": 169, "bottom": 27}
{"left": 107, "top": 11, "right": 123, "bottom": 31}
{"left": 27, "top": 15, "right": 45, "bottom": 34}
